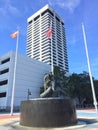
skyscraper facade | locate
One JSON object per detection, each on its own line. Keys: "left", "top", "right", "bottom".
{"left": 26, "top": 5, "right": 69, "bottom": 72}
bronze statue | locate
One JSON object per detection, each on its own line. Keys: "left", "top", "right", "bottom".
{"left": 40, "top": 72, "right": 68, "bottom": 98}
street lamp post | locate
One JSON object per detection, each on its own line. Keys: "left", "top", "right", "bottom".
{"left": 27, "top": 89, "right": 31, "bottom": 100}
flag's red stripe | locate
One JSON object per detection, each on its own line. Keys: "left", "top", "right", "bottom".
{"left": 46, "top": 27, "right": 52, "bottom": 39}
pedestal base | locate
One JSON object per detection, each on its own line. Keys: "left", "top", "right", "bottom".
{"left": 20, "top": 97, "right": 77, "bottom": 127}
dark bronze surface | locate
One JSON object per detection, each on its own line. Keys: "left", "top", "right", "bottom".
{"left": 20, "top": 98, "right": 77, "bottom": 127}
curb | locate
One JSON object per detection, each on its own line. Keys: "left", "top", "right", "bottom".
{"left": 12, "top": 120, "right": 87, "bottom": 130}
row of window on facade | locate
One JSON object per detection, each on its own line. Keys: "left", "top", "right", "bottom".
{"left": 0, "top": 57, "right": 10, "bottom": 98}
{"left": 0, "top": 92, "right": 6, "bottom": 98}
{"left": 28, "top": 9, "right": 64, "bottom": 23}
{"left": 0, "top": 58, "right": 10, "bottom": 75}
{"left": 0, "top": 58, "right": 10, "bottom": 65}
{"left": 0, "top": 80, "right": 8, "bottom": 98}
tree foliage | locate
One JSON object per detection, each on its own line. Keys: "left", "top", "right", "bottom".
{"left": 54, "top": 67, "right": 98, "bottom": 105}
{"left": 40, "top": 66, "right": 98, "bottom": 105}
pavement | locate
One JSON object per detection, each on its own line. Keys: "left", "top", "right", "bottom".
{"left": 0, "top": 109, "right": 98, "bottom": 130}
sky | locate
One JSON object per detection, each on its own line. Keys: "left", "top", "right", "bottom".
{"left": 0, "top": 0, "right": 98, "bottom": 79}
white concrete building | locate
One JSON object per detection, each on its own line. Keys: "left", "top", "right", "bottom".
{"left": 26, "top": 4, "right": 69, "bottom": 72}
{"left": 0, "top": 51, "right": 50, "bottom": 110}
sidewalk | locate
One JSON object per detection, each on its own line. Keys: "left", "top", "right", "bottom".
{"left": 0, "top": 109, "right": 98, "bottom": 130}
{"left": 0, "top": 113, "right": 19, "bottom": 126}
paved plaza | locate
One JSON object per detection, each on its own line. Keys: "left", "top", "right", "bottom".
{"left": 0, "top": 109, "right": 98, "bottom": 130}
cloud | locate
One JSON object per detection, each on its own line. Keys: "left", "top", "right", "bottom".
{"left": 48, "top": 0, "right": 81, "bottom": 13}
{"left": 68, "top": 36, "right": 78, "bottom": 45}
{"left": 0, "top": 0, "right": 20, "bottom": 16}
{"left": 6, "top": 3, "right": 20, "bottom": 15}
{"left": 0, "top": 0, "right": 22, "bottom": 31}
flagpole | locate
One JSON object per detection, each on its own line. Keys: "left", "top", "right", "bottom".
{"left": 82, "top": 23, "right": 98, "bottom": 113}
{"left": 50, "top": 19, "right": 54, "bottom": 75}
{"left": 10, "top": 31, "right": 19, "bottom": 116}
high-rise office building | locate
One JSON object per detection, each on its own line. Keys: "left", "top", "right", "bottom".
{"left": 26, "top": 4, "right": 69, "bottom": 72}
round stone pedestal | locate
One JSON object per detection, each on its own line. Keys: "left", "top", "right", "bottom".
{"left": 20, "top": 98, "right": 77, "bottom": 127}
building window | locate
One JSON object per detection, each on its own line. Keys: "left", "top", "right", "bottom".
{"left": 0, "top": 68, "right": 9, "bottom": 75}
{"left": 28, "top": 20, "right": 32, "bottom": 24}
{"left": 0, "top": 80, "right": 8, "bottom": 86}
{"left": 1, "top": 58, "right": 10, "bottom": 64}
{"left": 0, "top": 92, "right": 6, "bottom": 98}
{"left": 34, "top": 15, "right": 40, "bottom": 21}
{"left": 41, "top": 9, "right": 54, "bottom": 16}
{"left": 56, "top": 16, "right": 60, "bottom": 22}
